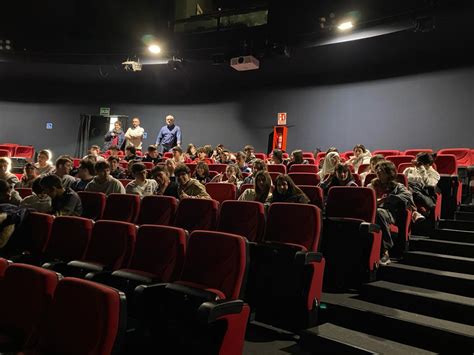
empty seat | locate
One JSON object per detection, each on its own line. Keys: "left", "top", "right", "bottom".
{"left": 208, "top": 163, "right": 227, "bottom": 173}
{"left": 78, "top": 191, "right": 106, "bottom": 220}
{"left": 302, "top": 152, "right": 314, "bottom": 159}
{"left": 0, "top": 145, "right": 15, "bottom": 156}
{"left": 372, "top": 149, "right": 400, "bottom": 157}
{"left": 217, "top": 200, "right": 265, "bottom": 242}
{"left": 404, "top": 148, "right": 433, "bottom": 157}
{"left": 0, "top": 264, "right": 60, "bottom": 352}
{"left": 174, "top": 198, "right": 219, "bottom": 232}
{"left": 163, "top": 152, "right": 173, "bottom": 158}
{"left": 25, "top": 277, "right": 126, "bottom": 355}
{"left": 15, "top": 188, "right": 33, "bottom": 199}
{"left": 0, "top": 149, "right": 10, "bottom": 157}
{"left": 386, "top": 155, "right": 415, "bottom": 168}
{"left": 142, "top": 162, "right": 154, "bottom": 169}
{"left": 437, "top": 148, "right": 471, "bottom": 167}
{"left": 102, "top": 193, "right": 140, "bottom": 223}
{"left": 316, "top": 152, "right": 326, "bottom": 166}
{"left": 14, "top": 145, "right": 35, "bottom": 159}
{"left": 17, "top": 212, "right": 54, "bottom": 259}
{"left": 254, "top": 153, "right": 266, "bottom": 160}
{"left": 205, "top": 182, "right": 236, "bottom": 204}
{"left": 289, "top": 164, "right": 318, "bottom": 173}
{"left": 135, "top": 230, "right": 250, "bottom": 355}
{"left": 267, "top": 164, "right": 287, "bottom": 174}
{"left": 298, "top": 185, "right": 324, "bottom": 209}
{"left": 398, "top": 162, "right": 413, "bottom": 173}
{"left": 288, "top": 172, "right": 320, "bottom": 186}
{"left": 136, "top": 195, "right": 178, "bottom": 226}
{"left": 306, "top": 158, "right": 316, "bottom": 165}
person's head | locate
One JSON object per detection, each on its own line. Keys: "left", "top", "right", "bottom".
{"left": 197, "top": 147, "right": 208, "bottom": 160}
{"left": 244, "top": 145, "right": 255, "bottom": 159}
{"left": 187, "top": 144, "right": 197, "bottom": 156}
{"left": 235, "top": 151, "right": 246, "bottom": 166}
{"left": 195, "top": 161, "right": 209, "bottom": 178}
{"left": 165, "top": 115, "right": 175, "bottom": 126}
{"left": 375, "top": 161, "right": 397, "bottom": 185}
{"left": 215, "top": 144, "right": 225, "bottom": 155}
{"left": 109, "top": 145, "right": 120, "bottom": 156}
{"left": 275, "top": 174, "right": 298, "bottom": 196}
{"left": 125, "top": 145, "right": 136, "bottom": 157}
{"left": 353, "top": 144, "right": 366, "bottom": 157}
{"left": 85, "top": 154, "right": 98, "bottom": 164}
{"left": 132, "top": 117, "right": 140, "bottom": 128}
{"left": 252, "top": 159, "right": 267, "bottom": 174}
{"left": 31, "top": 177, "right": 47, "bottom": 198}
{"left": 326, "top": 147, "right": 339, "bottom": 154}
{"left": 107, "top": 156, "right": 120, "bottom": 171}
{"left": 416, "top": 152, "right": 435, "bottom": 167}
{"left": 0, "top": 180, "right": 12, "bottom": 203}
{"left": 172, "top": 146, "right": 183, "bottom": 159}
{"left": 0, "top": 158, "right": 11, "bottom": 174}
{"left": 203, "top": 145, "right": 213, "bottom": 158}
{"left": 94, "top": 161, "right": 111, "bottom": 181}
{"left": 77, "top": 160, "right": 96, "bottom": 180}
{"left": 174, "top": 164, "right": 191, "bottom": 186}
{"left": 23, "top": 162, "right": 38, "bottom": 179}
{"left": 55, "top": 156, "right": 73, "bottom": 176}
{"left": 151, "top": 165, "right": 170, "bottom": 186}
{"left": 114, "top": 121, "right": 122, "bottom": 131}
{"left": 225, "top": 164, "right": 242, "bottom": 180}
{"left": 369, "top": 155, "right": 386, "bottom": 173}
{"left": 37, "top": 150, "right": 51, "bottom": 165}
{"left": 291, "top": 149, "right": 304, "bottom": 164}
{"left": 335, "top": 164, "right": 352, "bottom": 183}
{"left": 272, "top": 149, "right": 283, "bottom": 164}
{"left": 254, "top": 171, "right": 272, "bottom": 202}
{"left": 147, "top": 145, "right": 159, "bottom": 158}
{"left": 39, "top": 174, "right": 63, "bottom": 199}
{"left": 220, "top": 150, "right": 231, "bottom": 163}
{"left": 165, "top": 158, "right": 176, "bottom": 175}
{"left": 89, "top": 145, "right": 100, "bottom": 156}
{"left": 131, "top": 163, "right": 147, "bottom": 181}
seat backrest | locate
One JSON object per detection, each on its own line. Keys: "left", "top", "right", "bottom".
{"left": 163, "top": 152, "right": 173, "bottom": 158}
{"left": 0, "top": 149, "right": 11, "bottom": 157}
{"left": 78, "top": 191, "right": 106, "bottom": 220}
{"left": 398, "top": 162, "right": 413, "bottom": 173}
{"left": 84, "top": 220, "right": 136, "bottom": 270}
{"left": 306, "top": 158, "right": 316, "bottom": 165}
{"left": 0, "top": 264, "right": 60, "bottom": 347}
{"left": 217, "top": 200, "right": 265, "bottom": 242}
{"left": 352, "top": 173, "right": 362, "bottom": 186}
{"left": 46, "top": 216, "right": 94, "bottom": 261}
{"left": 289, "top": 164, "right": 318, "bottom": 173}
{"left": 267, "top": 164, "right": 287, "bottom": 174}
{"left": 174, "top": 198, "right": 219, "bottom": 232}
{"left": 363, "top": 173, "right": 377, "bottom": 187}
{"left": 15, "top": 187, "right": 33, "bottom": 199}
{"left": 357, "top": 163, "right": 370, "bottom": 174}
{"left": 316, "top": 152, "right": 326, "bottom": 165}
{"left": 0, "top": 145, "right": 14, "bottom": 156}
{"left": 208, "top": 164, "right": 227, "bottom": 173}
{"left": 27, "top": 212, "right": 55, "bottom": 254}
{"left": 435, "top": 154, "right": 458, "bottom": 175}
{"left": 142, "top": 162, "right": 154, "bottom": 169}
{"left": 14, "top": 145, "right": 35, "bottom": 159}
{"left": 35, "top": 277, "right": 125, "bottom": 355}
{"left": 254, "top": 153, "right": 266, "bottom": 160}
{"left": 297, "top": 185, "right": 324, "bottom": 209}
{"left": 437, "top": 148, "right": 471, "bottom": 167}
{"left": 180, "top": 231, "right": 247, "bottom": 300}
{"left": 269, "top": 172, "right": 281, "bottom": 184}
{"left": 302, "top": 152, "right": 314, "bottom": 159}
{"left": 386, "top": 155, "right": 415, "bottom": 168}
{"left": 136, "top": 195, "right": 177, "bottom": 226}
{"left": 288, "top": 172, "right": 320, "bottom": 186}
{"left": 72, "top": 158, "right": 81, "bottom": 168}
{"left": 130, "top": 225, "right": 187, "bottom": 282}
{"left": 265, "top": 203, "right": 321, "bottom": 252}
{"left": 404, "top": 149, "right": 433, "bottom": 156}
{"left": 185, "top": 163, "right": 197, "bottom": 175}
{"left": 205, "top": 183, "right": 236, "bottom": 204}
{"left": 326, "top": 187, "right": 376, "bottom": 223}
{"left": 102, "top": 193, "right": 140, "bottom": 223}
{"left": 372, "top": 150, "right": 400, "bottom": 157}
{"left": 118, "top": 179, "right": 133, "bottom": 187}
{"left": 238, "top": 183, "right": 254, "bottom": 197}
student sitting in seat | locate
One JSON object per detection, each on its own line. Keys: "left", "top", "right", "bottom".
{"left": 16, "top": 162, "right": 39, "bottom": 188}
{"left": 235, "top": 151, "right": 252, "bottom": 174}
{"left": 270, "top": 174, "right": 309, "bottom": 204}
{"left": 360, "top": 154, "right": 386, "bottom": 185}
{"left": 0, "top": 158, "right": 19, "bottom": 186}
{"left": 151, "top": 165, "right": 179, "bottom": 199}
{"left": 185, "top": 143, "right": 197, "bottom": 161}
{"left": 108, "top": 156, "right": 125, "bottom": 179}
{"left": 243, "top": 159, "right": 267, "bottom": 185}
{"left": 346, "top": 144, "right": 372, "bottom": 172}
{"left": 141, "top": 145, "right": 161, "bottom": 165}
{"left": 267, "top": 149, "right": 285, "bottom": 165}
{"left": 71, "top": 160, "right": 95, "bottom": 192}
{"left": 85, "top": 161, "right": 125, "bottom": 195}
{"left": 286, "top": 149, "right": 309, "bottom": 171}
{"left": 175, "top": 164, "right": 211, "bottom": 200}
{"left": 193, "top": 147, "right": 213, "bottom": 165}
{"left": 125, "top": 163, "right": 158, "bottom": 197}
{"left": 238, "top": 171, "right": 272, "bottom": 203}
{"left": 0, "top": 181, "right": 21, "bottom": 206}
{"left": 40, "top": 175, "right": 82, "bottom": 217}
{"left": 192, "top": 161, "right": 212, "bottom": 184}
{"left": 318, "top": 151, "right": 340, "bottom": 180}
{"left": 211, "top": 164, "right": 243, "bottom": 189}
{"left": 53, "top": 156, "right": 76, "bottom": 189}
{"left": 20, "top": 177, "right": 52, "bottom": 213}
{"left": 319, "top": 163, "right": 358, "bottom": 196}
{"left": 34, "top": 149, "right": 55, "bottom": 176}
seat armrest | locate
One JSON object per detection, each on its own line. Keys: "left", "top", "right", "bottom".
{"left": 67, "top": 260, "right": 105, "bottom": 272}
{"left": 359, "top": 222, "right": 381, "bottom": 234}
{"left": 85, "top": 270, "right": 113, "bottom": 282}
{"left": 294, "top": 251, "right": 323, "bottom": 265}
{"left": 198, "top": 300, "right": 245, "bottom": 324}
{"left": 42, "top": 260, "right": 68, "bottom": 272}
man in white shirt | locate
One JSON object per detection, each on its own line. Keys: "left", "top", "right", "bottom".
{"left": 125, "top": 117, "right": 145, "bottom": 150}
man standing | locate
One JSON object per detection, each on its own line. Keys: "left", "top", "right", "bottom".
{"left": 125, "top": 117, "right": 145, "bottom": 150}
{"left": 155, "top": 115, "right": 182, "bottom": 153}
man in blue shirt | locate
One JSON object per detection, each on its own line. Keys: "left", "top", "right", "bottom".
{"left": 155, "top": 115, "right": 182, "bottom": 153}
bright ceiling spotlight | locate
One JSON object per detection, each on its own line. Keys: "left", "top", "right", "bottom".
{"left": 148, "top": 44, "right": 161, "bottom": 54}
{"left": 337, "top": 21, "right": 353, "bottom": 31}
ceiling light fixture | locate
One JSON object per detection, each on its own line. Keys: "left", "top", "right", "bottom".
{"left": 148, "top": 44, "right": 161, "bottom": 54}
{"left": 337, "top": 21, "right": 353, "bottom": 31}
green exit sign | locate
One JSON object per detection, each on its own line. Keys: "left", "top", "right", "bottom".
{"left": 100, "top": 107, "right": 110, "bottom": 116}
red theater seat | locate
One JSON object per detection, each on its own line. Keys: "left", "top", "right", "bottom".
{"left": 14, "top": 146, "right": 35, "bottom": 159}
{"left": 386, "top": 155, "right": 415, "bottom": 168}
{"left": 136, "top": 195, "right": 177, "bottom": 226}
{"left": 404, "top": 148, "right": 433, "bottom": 157}
{"left": 437, "top": 148, "right": 471, "bottom": 167}
{"left": 208, "top": 163, "right": 227, "bottom": 173}
{"left": 102, "top": 193, "right": 140, "bottom": 223}
{"left": 15, "top": 188, "right": 33, "bottom": 199}
{"left": 289, "top": 164, "right": 318, "bottom": 173}
{"left": 217, "top": 200, "right": 265, "bottom": 242}
{"left": 255, "top": 153, "right": 266, "bottom": 160}
{"left": 174, "top": 198, "right": 219, "bottom": 232}
{"left": 372, "top": 149, "right": 400, "bottom": 157}
{"left": 267, "top": 164, "right": 287, "bottom": 174}
{"left": 78, "top": 191, "right": 106, "bottom": 220}
{"left": 0, "top": 149, "right": 11, "bottom": 157}
{"left": 288, "top": 172, "right": 320, "bottom": 186}
{"left": 205, "top": 182, "right": 236, "bottom": 204}
{"left": 298, "top": 185, "right": 324, "bottom": 209}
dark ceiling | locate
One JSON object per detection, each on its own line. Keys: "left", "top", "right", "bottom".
{"left": 0, "top": 0, "right": 473, "bottom": 102}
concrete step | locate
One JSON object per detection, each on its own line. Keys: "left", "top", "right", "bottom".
{"left": 403, "top": 251, "right": 474, "bottom": 275}
{"left": 430, "top": 228, "right": 474, "bottom": 243}
{"left": 300, "top": 323, "right": 435, "bottom": 355}
{"left": 320, "top": 293, "right": 474, "bottom": 353}
{"left": 455, "top": 211, "right": 474, "bottom": 221}
{"left": 377, "top": 263, "right": 474, "bottom": 297}
{"left": 459, "top": 204, "right": 474, "bottom": 213}
{"left": 439, "top": 219, "right": 474, "bottom": 231}
{"left": 410, "top": 236, "right": 474, "bottom": 258}
{"left": 360, "top": 280, "right": 474, "bottom": 325}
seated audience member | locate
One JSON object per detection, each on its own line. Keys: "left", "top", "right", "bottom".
{"left": 124, "top": 145, "right": 139, "bottom": 162}
{"left": 270, "top": 174, "right": 310, "bottom": 204}
{"left": 85, "top": 161, "right": 126, "bottom": 195}
{"left": 20, "top": 177, "right": 52, "bottom": 213}
{"left": 319, "top": 163, "right": 358, "bottom": 195}
{"left": 193, "top": 161, "right": 212, "bottom": 184}
{"left": 243, "top": 159, "right": 267, "bottom": 184}
{"left": 125, "top": 163, "right": 158, "bottom": 197}
{"left": 40, "top": 174, "right": 82, "bottom": 216}
{"left": 368, "top": 161, "right": 415, "bottom": 265}
{"left": 238, "top": 171, "right": 273, "bottom": 203}
{"left": 185, "top": 143, "right": 197, "bottom": 161}
{"left": 83, "top": 145, "right": 105, "bottom": 162}
{"left": 211, "top": 144, "right": 225, "bottom": 162}
{"left": 171, "top": 146, "right": 191, "bottom": 164}
{"left": 71, "top": 160, "right": 95, "bottom": 192}
{"left": 35, "top": 149, "right": 55, "bottom": 176}
{"left": 194, "top": 147, "right": 213, "bottom": 165}
{"left": 211, "top": 164, "right": 243, "bottom": 188}
{"left": 346, "top": 144, "right": 372, "bottom": 172}
{"left": 108, "top": 145, "right": 122, "bottom": 158}
{"left": 142, "top": 144, "right": 161, "bottom": 164}
{"left": 219, "top": 150, "right": 236, "bottom": 165}
{"left": 0, "top": 158, "right": 19, "bottom": 186}
{"left": 54, "top": 156, "right": 76, "bottom": 189}
{"left": 108, "top": 156, "right": 125, "bottom": 179}
{"left": 175, "top": 164, "right": 211, "bottom": 200}
{"left": 203, "top": 145, "right": 214, "bottom": 160}
{"left": 360, "top": 154, "right": 386, "bottom": 185}
{"left": 268, "top": 149, "right": 285, "bottom": 165}
{"left": 287, "top": 149, "right": 308, "bottom": 170}
{"left": 16, "top": 163, "right": 39, "bottom": 188}
{"left": 403, "top": 152, "right": 440, "bottom": 221}
{"left": 151, "top": 165, "right": 180, "bottom": 199}
{"left": 165, "top": 158, "right": 177, "bottom": 183}
{"left": 235, "top": 151, "right": 251, "bottom": 173}
{"left": 120, "top": 160, "right": 137, "bottom": 180}
{"left": 0, "top": 181, "right": 21, "bottom": 206}
{"left": 243, "top": 145, "right": 257, "bottom": 164}
{"left": 318, "top": 151, "right": 341, "bottom": 180}
{"left": 318, "top": 147, "right": 339, "bottom": 169}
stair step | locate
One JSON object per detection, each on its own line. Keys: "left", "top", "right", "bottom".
{"left": 320, "top": 293, "right": 474, "bottom": 353}
{"left": 455, "top": 211, "right": 474, "bottom": 221}
{"left": 377, "top": 263, "right": 474, "bottom": 297}
{"left": 301, "top": 323, "right": 434, "bottom": 355}
{"left": 360, "top": 280, "right": 474, "bottom": 325}
{"left": 403, "top": 251, "right": 474, "bottom": 275}
{"left": 439, "top": 219, "right": 474, "bottom": 231}
{"left": 459, "top": 204, "right": 474, "bottom": 213}
{"left": 430, "top": 228, "right": 474, "bottom": 243}
{"left": 410, "top": 237, "right": 474, "bottom": 258}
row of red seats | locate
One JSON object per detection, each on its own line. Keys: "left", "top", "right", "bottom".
{"left": 0, "top": 143, "right": 35, "bottom": 159}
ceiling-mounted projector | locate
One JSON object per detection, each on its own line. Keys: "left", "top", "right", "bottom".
{"left": 230, "top": 55, "right": 259, "bottom": 71}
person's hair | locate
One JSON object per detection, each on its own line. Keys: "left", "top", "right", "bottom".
{"left": 335, "top": 163, "right": 353, "bottom": 183}
{"left": 172, "top": 146, "right": 183, "bottom": 154}
{"left": 369, "top": 154, "right": 385, "bottom": 166}
{"left": 197, "top": 147, "right": 207, "bottom": 155}
{"left": 326, "top": 147, "right": 339, "bottom": 154}
{"left": 109, "top": 145, "right": 120, "bottom": 151}
{"left": 38, "top": 150, "right": 50, "bottom": 159}
{"left": 95, "top": 161, "right": 110, "bottom": 172}
{"left": 244, "top": 145, "right": 255, "bottom": 152}
{"left": 90, "top": 145, "right": 100, "bottom": 151}
{"left": 253, "top": 159, "right": 267, "bottom": 172}
{"left": 235, "top": 151, "right": 245, "bottom": 160}
{"left": 31, "top": 178, "right": 44, "bottom": 195}
{"left": 40, "top": 174, "right": 62, "bottom": 190}
{"left": 372, "top": 161, "right": 398, "bottom": 189}
{"left": 79, "top": 159, "right": 96, "bottom": 175}
{"left": 126, "top": 145, "right": 136, "bottom": 154}
{"left": 416, "top": 152, "right": 435, "bottom": 166}
{"left": 55, "top": 156, "right": 72, "bottom": 169}
{"left": 273, "top": 174, "right": 309, "bottom": 203}
{"left": 114, "top": 121, "right": 122, "bottom": 127}
{"left": 194, "top": 161, "right": 210, "bottom": 177}
{"left": 0, "top": 157, "right": 11, "bottom": 170}
{"left": 85, "top": 155, "right": 98, "bottom": 164}
{"left": 131, "top": 162, "right": 146, "bottom": 174}
{"left": 254, "top": 171, "right": 272, "bottom": 203}
{"left": 174, "top": 164, "right": 190, "bottom": 176}
{"left": 226, "top": 164, "right": 243, "bottom": 180}
{"left": 353, "top": 144, "right": 366, "bottom": 153}
{"left": 272, "top": 149, "right": 283, "bottom": 164}
{"left": 0, "top": 180, "right": 10, "bottom": 194}
{"left": 147, "top": 145, "right": 158, "bottom": 153}
{"left": 107, "top": 156, "right": 120, "bottom": 164}
{"left": 292, "top": 149, "right": 304, "bottom": 164}
{"left": 151, "top": 165, "right": 169, "bottom": 177}
{"left": 203, "top": 145, "right": 213, "bottom": 157}
{"left": 186, "top": 144, "right": 196, "bottom": 155}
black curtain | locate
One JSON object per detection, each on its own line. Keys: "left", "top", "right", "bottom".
{"left": 75, "top": 114, "right": 92, "bottom": 158}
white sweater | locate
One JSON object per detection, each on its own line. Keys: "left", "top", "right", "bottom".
{"left": 403, "top": 166, "right": 440, "bottom": 187}
{"left": 125, "top": 126, "right": 144, "bottom": 150}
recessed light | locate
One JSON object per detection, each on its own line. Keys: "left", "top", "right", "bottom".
{"left": 148, "top": 44, "right": 161, "bottom": 54}
{"left": 337, "top": 21, "right": 353, "bottom": 31}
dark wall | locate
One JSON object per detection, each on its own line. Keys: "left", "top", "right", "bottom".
{"left": 1, "top": 66, "right": 473, "bottom": 157}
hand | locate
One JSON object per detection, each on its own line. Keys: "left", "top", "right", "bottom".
{"left": 111, "top": 132, "right": 115, "bottom": 137}
{"left": 180, "top": 191, "right": 189, "bottom": 199}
